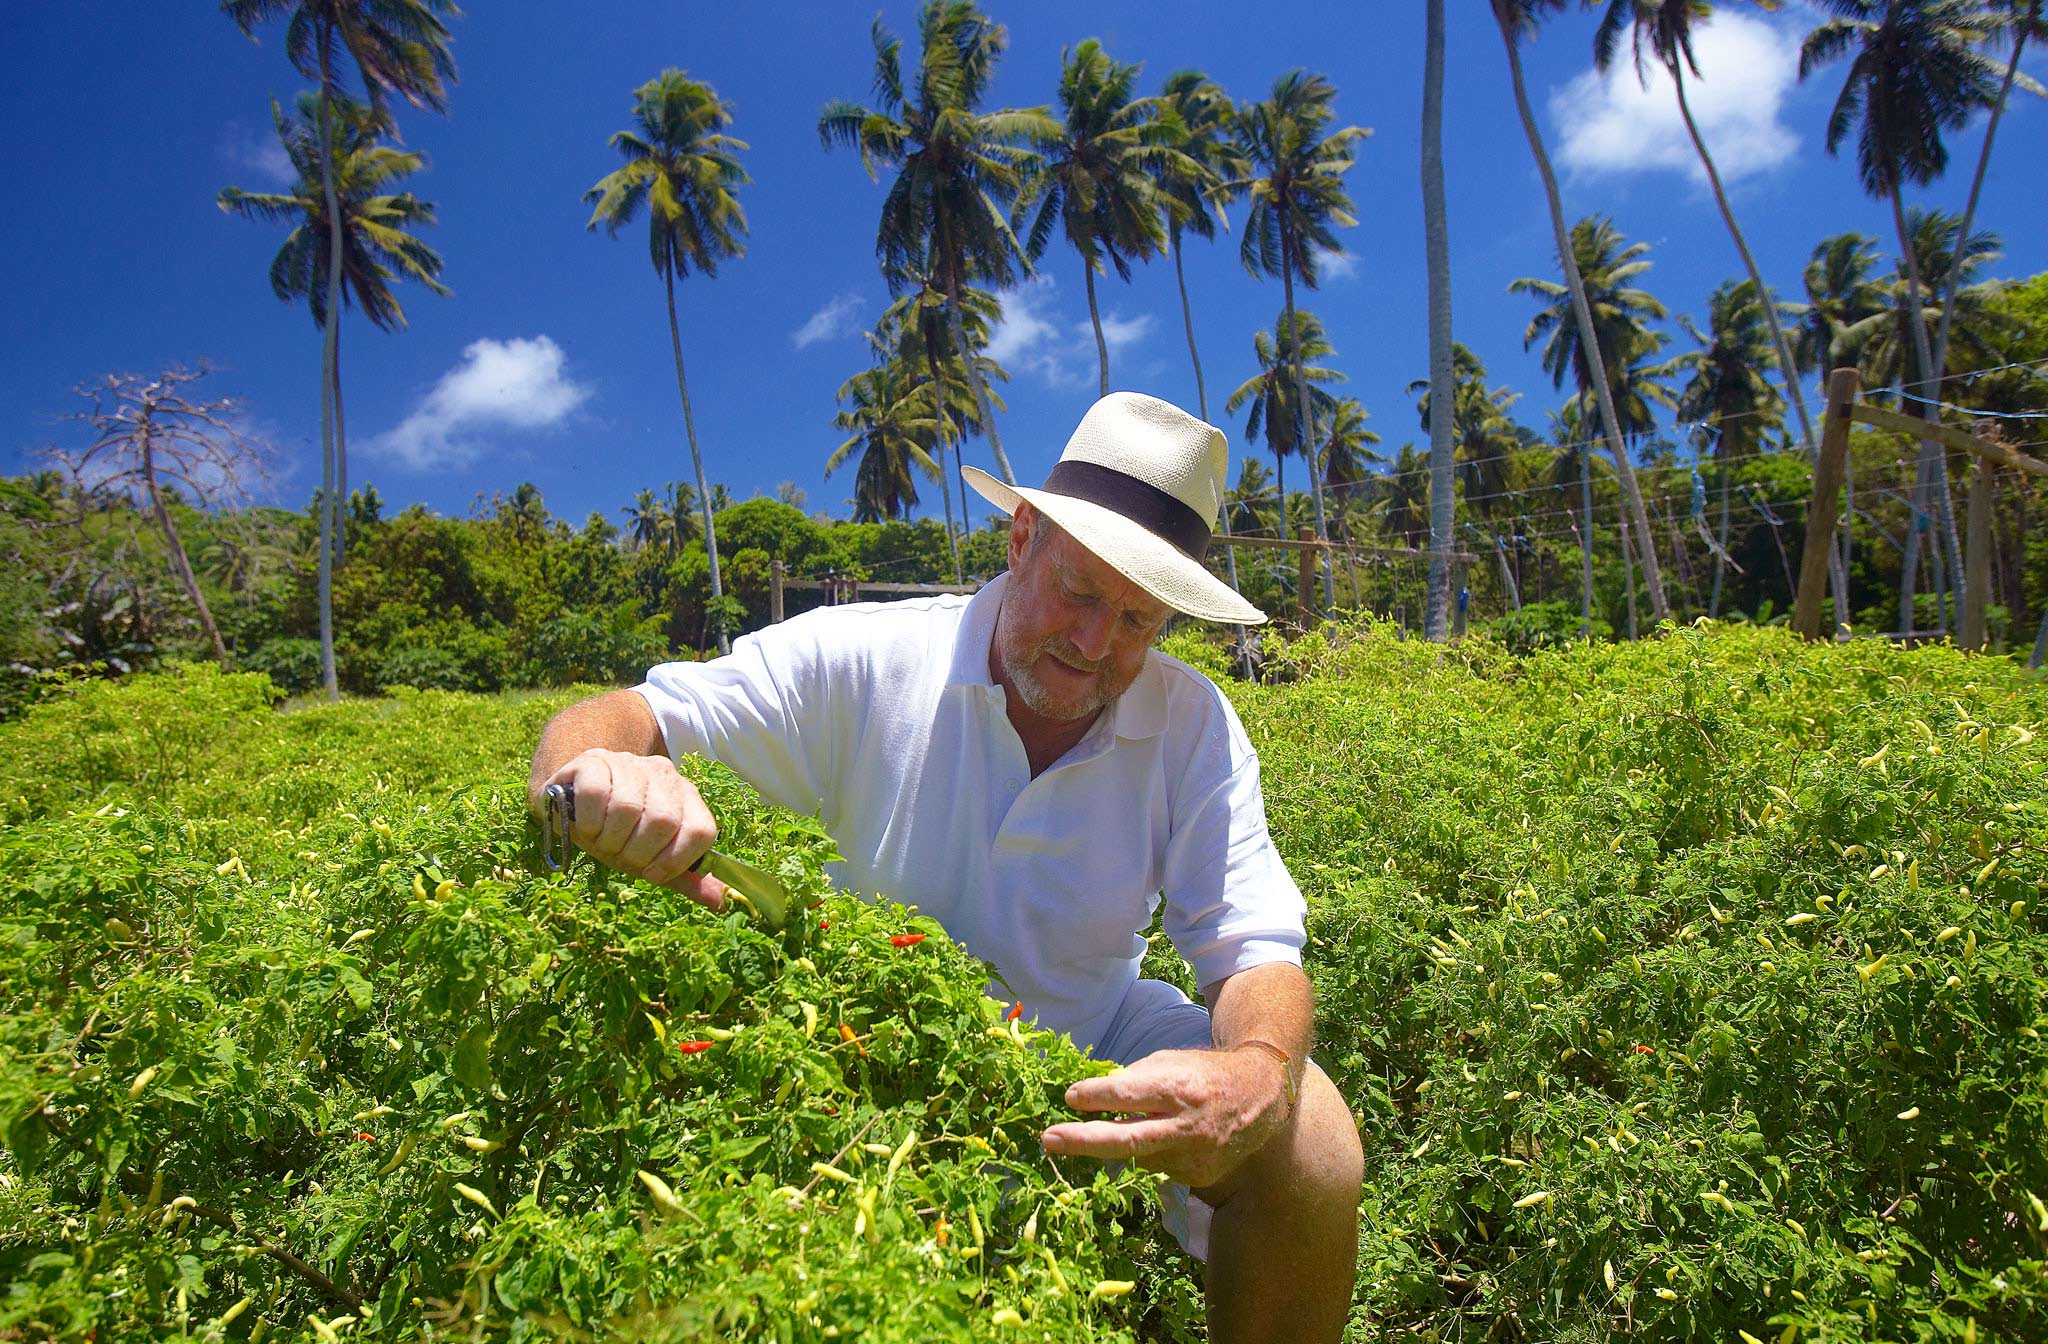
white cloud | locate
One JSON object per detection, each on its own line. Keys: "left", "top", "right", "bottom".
{"left": 1096, "top": 312, "right": 1153, "bottom": 354}
{"left": 367, "top": 335, "right": 591, "bottom": 470}
{"left": 1316, "top": 248, "right": 1360, "bottom": 281}
{"left": 984, "top": 277, "right": 1153, "bottom": 387}
{"left": 1552, "top": 10, "right": 1801, "bottom": 185}
{"left": 792, "top": 291, "right": 863, "bottom": 349}
{"left": 221, "top": 123, "right": 295, "bottom": 186}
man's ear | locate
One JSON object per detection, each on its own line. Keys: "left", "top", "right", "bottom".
{"left": 1007, "top": 502, "right": 1033, "bottom": 569}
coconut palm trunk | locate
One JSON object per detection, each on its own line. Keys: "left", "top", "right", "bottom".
{"left": 1281, "top": 228, "right": 1334, "bottom": 612}
{"left": 1495, "top": 12, "right": 1669, "bottom": 621}
{"left": 924, "top": 343, "right": 965, "bottom": 583}
{"left": 1084, "top": 260, "right": 1110, "bottom": 397}
{"left": 1174, "top": 228, "right": 1251, "bottom": 676}
{"left": 938, "top": 221, "right": 1017, "bottom": 487}
{"left": 139, "top": 405, "right": 230, "bottom": 666}
{"left": 1931, "top": 1, "right": 2035, "bottom": 637}
{"left": 315, "top": 67, "right": 344, "bottom": 698}
{"left": 332, "top": 336, "right": 347, "bottom": 568}
{"left": 1891, "top": 186, "right": 1946, "bottom": 637}
{"left": 1421, "top": 0, "right": 1455, "bottom": 641}
{"left": 1668, "top": 57, "right": 1847, "bottom": 623}
{"left": 664, "top": 267, "right": 728, "bottom": 655}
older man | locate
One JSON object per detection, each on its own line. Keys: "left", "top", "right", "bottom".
{"left": 527, "top": 392, "right": 1363, "bottom": 1342}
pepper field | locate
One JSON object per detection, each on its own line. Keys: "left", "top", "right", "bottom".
{"left": 2, "top": 622, "right": 2044, "bottom": 1342}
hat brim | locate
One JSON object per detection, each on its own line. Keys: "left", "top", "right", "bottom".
{"left": 962, "top": 465, "right": 1268, "bottom": 626}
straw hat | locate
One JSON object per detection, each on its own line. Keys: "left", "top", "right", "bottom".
{"left": 962, "top": 391, "right": 1266, "bottom": 625}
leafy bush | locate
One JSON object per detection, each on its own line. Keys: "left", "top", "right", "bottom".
{"left": 2, "top": 624, "right": 2044, "bottom": 1342}
{"left": 0, "top": 686, "right": 1194, "bottom": 1343}
{"left": 243, "top": 637, "right": 323, "bottom": 694}
{"left": 520, "top": 608, "right": 670, "bottom": 687}
{"left": 375, "top": 642, "right": 470, "bottom": 692}
{"left": 1492, "top": 599, "right": 1608, "bottom": 654}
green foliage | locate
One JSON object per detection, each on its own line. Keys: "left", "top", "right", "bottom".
{"left": 2, "top": 624, "right": 2046, "bottom": 1341}
{"left": 244, "top": 638, "right": 324, "bottom": 695}
{"left": 1492, "top": 600, "right": 1609, "bottom": 655}
{"left": 1256, "top": 621, "right": 2048, "bottom": 1342}
{"left": 0, "top": 678, "right": 1188, "bottom": 1343}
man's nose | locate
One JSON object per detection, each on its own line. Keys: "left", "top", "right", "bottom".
{"left": 1068, "top": 604, "right": 1117, "bottom": 662}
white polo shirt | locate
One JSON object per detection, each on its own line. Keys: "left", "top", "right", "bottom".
{"left": 630, "top": 572, "right": 1305, "bottom": 1058}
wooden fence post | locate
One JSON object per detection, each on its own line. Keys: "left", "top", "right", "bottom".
{"left": 1794, "top": 368, "right": 1860, "bottom": 641}
{"left": 1961, "top": 422, "right": 1994, "bottom": 651}
{"left": 1295, "top": 527, "right": 1315, "bottom": 631}
{"left": 770, "top": 559, "right": 785, "bottom": 624}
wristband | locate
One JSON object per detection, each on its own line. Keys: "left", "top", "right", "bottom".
{"left": 1233, "top": 1039, "right": 1299, "bottom": 1108}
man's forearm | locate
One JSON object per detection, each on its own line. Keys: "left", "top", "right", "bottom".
{"left": 526, "top": 689, "right": 667, "bottom": 812}
{"left": 1206, "top": 961, "right": 1316, "bottom": 1070}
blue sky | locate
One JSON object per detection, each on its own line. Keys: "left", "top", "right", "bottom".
{"left": 3, "top": 2, "right": 2043, "bottom": 530}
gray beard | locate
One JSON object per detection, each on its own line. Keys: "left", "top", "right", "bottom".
{"left": 998, "top": 636, "right": 1132, "bottom": 722}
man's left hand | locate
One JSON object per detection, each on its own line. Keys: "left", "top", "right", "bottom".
{"left": 1040, "top": 1045, "right": 1290, "bottom": 1191}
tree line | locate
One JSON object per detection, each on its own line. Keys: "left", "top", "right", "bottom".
{"left": 5, "top": 0, "right": 2045, "bottom": 712}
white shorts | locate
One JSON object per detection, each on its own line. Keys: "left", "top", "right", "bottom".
{"left": 1094, "top": 978, "right": 1220, "bottom": 1262}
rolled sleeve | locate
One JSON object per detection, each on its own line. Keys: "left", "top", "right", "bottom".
{"left": 630, "top": 623, "right": 832, "bottom": 817}
{"left": 1159, "top": 751, "right": 1306, "bottom": 992}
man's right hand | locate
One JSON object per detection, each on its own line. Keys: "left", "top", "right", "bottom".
{"left": 531, "top": 749, "right": 729, "bottom": 910}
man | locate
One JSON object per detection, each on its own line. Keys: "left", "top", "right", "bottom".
{"left": 527, "top": 392, "right": 1363, "bottom": 1342}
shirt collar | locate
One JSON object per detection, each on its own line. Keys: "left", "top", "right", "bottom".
{"left": 946, "top": 571, "right": 1167, "bottom": 742}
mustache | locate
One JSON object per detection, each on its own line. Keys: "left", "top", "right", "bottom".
{"left": 1035, "top": 639, "right": 1107, "bottom": 674}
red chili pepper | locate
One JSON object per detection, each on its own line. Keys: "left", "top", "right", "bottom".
{"left": 1006, "top": 1002, "right": 1024, "bottom": 1022}
{"left": 891, "top": 933, "right": 926, "bottom": 948}
{"left": 676, "top": 1040, "right": 716, "bottom": 1055}
{"left": 1633, "top": 1044, "right": 1655, "bottom": 1055}
{"left": 818, "top": 920, "right": 830, "bottom": 930}
{"left": 355, "top": 1131, "right": 377, "bottom": 1143}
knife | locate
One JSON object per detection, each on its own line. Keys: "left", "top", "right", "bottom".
{"left": 540, "top": 781, "right": 791, "bottom": 930}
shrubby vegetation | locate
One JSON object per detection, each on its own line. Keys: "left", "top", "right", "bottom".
{"left": 3, "top": 621, "right": 2044, "bottom": 1340}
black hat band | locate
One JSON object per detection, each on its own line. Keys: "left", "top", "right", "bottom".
{"left": 1041, "top": 460, "right": 1211, "bottom": 561}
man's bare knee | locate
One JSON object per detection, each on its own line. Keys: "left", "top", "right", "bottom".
{"left": 1197, "top": 1063, "right": 1362, "bottom": 1215}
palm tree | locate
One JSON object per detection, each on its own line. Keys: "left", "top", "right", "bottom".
{"left": 1930, "top": 2, "right": 2044, "bottom": 416}
{"left": 1791, "top": 230, "right": 1889, "bottom": 622}
{"left": 223, "top": 0, "right": 454, "bottom": 699}
{"left": 1800, "top": 0, "right": 2020, "bottom": 634}
{"left": 1373, "top": 444, "right": 1432, "bottom": 550}
{"left": 874, "top": 252, "right": 1010, "bottom": 574}
{"left": 1843, "top": 210, "right": 2005, "bottom": 398}
{"left": 1490, "top": 0, "right": 1669, "bottom": 623}
{"left": 1152, "top": 71, "right": 1247, "bottom": 425}
{"left": 622, "top": 488, "right": 668, "bottom": 553}
{"left": 1420, "top": 0, "right": 1457, "bottom": 639}
{"left": 1018, "top": 39, "right": 1177, "bottom": 396}
{"left": 1512, "top": 217, "right": 1672, "bottom": 438}
{"left": 585, "top": 70, "right": 749, "bottom": 655}
{"left": 1673, "top": 279, "right": 1786, "bottom": 615}
{"left": 829, "top": 359, "right": 944, "bottom": 524}
{"left": 1224, "top": 310, "right": 1345, "bottom": 527}
{"left": 818, "top": 1, "right": 1059, "bottom": 487}
{"left": 1223, "top": 71, "right": 1370, "bottom": 612}
{"left": 1592, "top": 1, "right": 1822, "bottom": 468}
{"left": 1318, "top": 398, "right": 1384, "bottom": 533}
{"left": 1225, "top": 457, "right": 1279, "bottom": 539}
{"left": 1791, "top": 232, "right": 1890, "bottom": 374}
{"left": 1837, "top": 208, "right": 2005, "bottom": 633}
{"left": 1151, "top": 69, "right": 1255, "bottom": 668}
{"left": 1409, "top": 345, "right": 1522, "bottom": 522}
{"left": 1544, "top": 399, "right": 1601, "bottom": 636}
{"left": 218, "top": 93, "right": 448, "bottom": 462}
